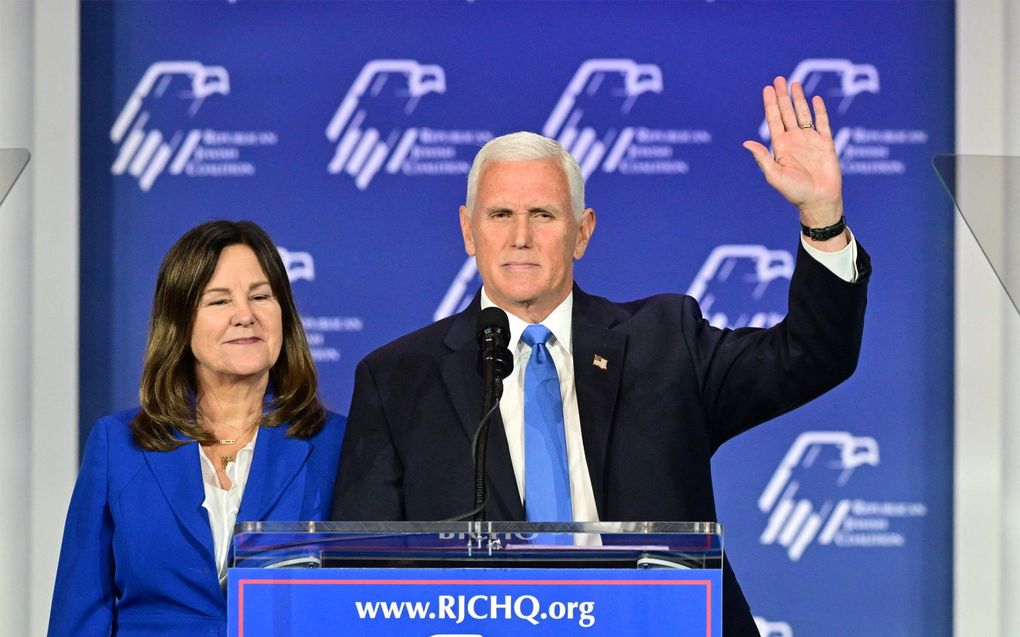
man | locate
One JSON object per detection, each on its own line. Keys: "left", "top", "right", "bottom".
{"left": 334, "top": 77, "right": 870, "bottom": 635}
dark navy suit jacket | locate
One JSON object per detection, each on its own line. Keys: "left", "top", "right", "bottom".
{"left": 333, "top": 242, "right": 870, "bottom": 636}
{"left": 49, "top": 409, "right": 345, "bottom": 637}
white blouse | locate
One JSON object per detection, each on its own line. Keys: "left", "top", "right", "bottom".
{"left": 198, "top": 430, "right": 258, "bottom": 586}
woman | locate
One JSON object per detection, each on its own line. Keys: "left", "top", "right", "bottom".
{"left": 49, "top": 220, "right": 345, "bottom": 636}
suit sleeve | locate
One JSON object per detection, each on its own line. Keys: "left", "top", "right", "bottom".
{"left": 332, "top": 358, "right": 406, "bottom": 520}
{"left": 693, "top": 241, "right": 871, "bottom": 451}
{"left": 48, "top": 419, "right": 116, "bottom": 636}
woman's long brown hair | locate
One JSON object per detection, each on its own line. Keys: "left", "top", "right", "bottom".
{"left": 130, "top": 220, "right": 326, "bottom": 450}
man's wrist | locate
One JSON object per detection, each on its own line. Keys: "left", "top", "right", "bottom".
{"left": 801, "top": 214, "right": 847, "bottom": 242}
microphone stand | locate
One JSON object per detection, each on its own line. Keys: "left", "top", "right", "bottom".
{"left": 447, "top": 306, "right": 511, "bottom": 525}
{"left": 473, "top": 369, "right": 503, "bottom": 521}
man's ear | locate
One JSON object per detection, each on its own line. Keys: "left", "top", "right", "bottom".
{"left": 459, "top": 205, "right": 475, "bottom": 256}
{"left": 573, "top": 208, "right": 596, "bottom": 260}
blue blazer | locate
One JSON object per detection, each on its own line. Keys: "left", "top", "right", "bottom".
{"left": 49, "top": 409, "right": 345, "bottom": 637}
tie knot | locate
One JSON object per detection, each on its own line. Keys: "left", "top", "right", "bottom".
{"left": 522, "top": 324, "right": 552, "bottom": 348}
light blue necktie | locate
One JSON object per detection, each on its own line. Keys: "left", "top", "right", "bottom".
{"left": 522, "top": 324, "right": 572, "bottom": 543}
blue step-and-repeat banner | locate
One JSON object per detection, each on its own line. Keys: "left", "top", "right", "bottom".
{"left": 80, "top": 2, "right": 954, "bottom": 635}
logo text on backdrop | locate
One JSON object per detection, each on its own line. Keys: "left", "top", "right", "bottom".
{"left": 326, "top": 60, "right": 491, "bottom": 190}
{"left": 111, "top": 61, "right": 277, "bottom": 191}
{"left": 758, "top": 431, "right": 928, "bottom": 561}
{"left": 277, "top": 246, "right": 362, "bottom": 365}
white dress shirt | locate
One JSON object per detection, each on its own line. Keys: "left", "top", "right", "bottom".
{"left": 199, "top": 429, "right": 258, "bottom": 586}
{"left": 480, "top": 232, "right": 858, "bottom": 527}
{"left": 482, "top": 288, "right": 602, "bottom": 524}
{"left": 801, "top": 231, "right": 859, "bottom": 282}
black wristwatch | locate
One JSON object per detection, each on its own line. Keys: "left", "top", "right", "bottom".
{"left": 801, "top": 214, "right": 846, "bottom": 241}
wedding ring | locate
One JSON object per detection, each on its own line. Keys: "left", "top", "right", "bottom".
{"left": 799, "top": 122, "right": 814, "bottom": 129}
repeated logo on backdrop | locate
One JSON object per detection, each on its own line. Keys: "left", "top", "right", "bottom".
{"left": 278, "top": 247, "right": 315, "bottom": 283}
{"left": 758, "top": 58, "right": 928, "bottom": 176}
{"left": 433, "top": 58, "right": 719, "bottom": 320}
{"left": 111, "top": 61, "right": 278, "bottom": 191}
{"left": 757, "top": 58, "right": 879, "bottom": 141}
{"left": 544, "top": 59, "right": 711, "bottom": 178}
{"left": 325, "top": 59, "right": 492, "bottom": 190}
{"left": 758, "top": 431, "right": 928, "bottom": 562}
{"left": 277, "top": 246, "right": 362, "bottom": 365}
{"left": 435, "top": 257, "right": 481, "bottom": 321}
{"left": 686, "top": 245, "right": 793, "bottom": 330}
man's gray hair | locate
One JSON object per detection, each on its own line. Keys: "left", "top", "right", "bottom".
{"left": 465, "top": 131, "right": 585, "bottom": 219}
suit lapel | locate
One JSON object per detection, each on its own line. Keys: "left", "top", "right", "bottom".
{"left": 572, "top": 289, "right": 627, "bottom": 519}
{"left": 143, "top": 440, "right": 215, "bottom": 559}
{"left": 441, "top": 297, "right": 524, "bottom": 520}
{"left": 237, "top": 424, "right": 311, "bottom": 522}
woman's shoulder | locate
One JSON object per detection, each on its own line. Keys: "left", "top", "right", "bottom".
{"left": 87, "top": 407, "right": 144, "bottom": 450}
{"left": 318, "top": 407, "right": 346, "bottom": 436}
{"left": 77, "top": 409, "right": 155, "bottom": 481}
{"left": 312, "top": 410, "right": 347, "bottom": 448}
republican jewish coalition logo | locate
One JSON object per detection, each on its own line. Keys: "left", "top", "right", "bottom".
{"left": 276, "top": 246, "right": 362, "bottom": 365}
{"left": 434, "top": 257, "right": 481, "bottom": 321}
{"left": 758, "top": 431, "right": 927, "bottom": 562}
{"left": 542, "top": 59, "right": 711, "bottom": 179}
{"left": 759, "top": 58, "right": 928, "bottom": 175}
{"left": 111, "top": 61, "right": 277, "bottom": 192}
{"left": 686, "top": 245, "right": 793, "bottom": 329}
{"left": 326, "top": 60, "right": 491, "bottom": 190}
{"left": 277, "top": 247, "right": 315, "bottom": 283}
{"left": 757, "top": 59, "right": 879, "bottom": 142}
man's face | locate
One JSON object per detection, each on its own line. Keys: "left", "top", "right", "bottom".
{"left": 460, "top": 159, "right": 595, "bottom": 321}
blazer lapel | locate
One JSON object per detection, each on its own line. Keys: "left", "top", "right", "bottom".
{"left": 572, "top": 289, "right": 627, "bottom": 519}
{"left": 237, "top": 423, "right": 311, "bottom": 522}
{"left": 441, "top": 296, "right": 524, "bottom": 520}
{"left": 143, "top": 441, "right": 215, "bottom": 559}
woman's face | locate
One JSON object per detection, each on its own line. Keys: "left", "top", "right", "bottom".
{"left": 190, "top": 244, "right": 283, "bottom": 388}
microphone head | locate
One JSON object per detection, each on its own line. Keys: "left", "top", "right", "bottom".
{"left": 476, "top": 306, "right": 513, "bottom": 380}
{"left": 476, "top": 306, "right": 511, "bottom": 346}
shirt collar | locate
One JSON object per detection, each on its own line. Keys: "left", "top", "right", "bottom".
{"left": 479, "top": 288, "right": 573, "bottom": 355}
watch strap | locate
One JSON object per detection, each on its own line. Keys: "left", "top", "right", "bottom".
{"left": 801, "top": 214, "right": 846, "bottom": 241}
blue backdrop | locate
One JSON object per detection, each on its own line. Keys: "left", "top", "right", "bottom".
{"left": 80, "top": 2, "right": 955, "bottom": 635}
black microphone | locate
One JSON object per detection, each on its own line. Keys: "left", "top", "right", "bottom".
{"left": 471, "top": 307, "right": 513, "bottom": 521}
{"left": 476, "top": 307, "right": 513, "bottom": 382}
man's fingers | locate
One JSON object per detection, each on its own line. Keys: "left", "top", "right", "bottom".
{"left": 790, "top": 81, "right": 814, "bottom": 129}
{"left": 742, "top": 140, "right": 776, "bottom": 179}
{"left": 762, "top": 86, "right": 784, "bottom": 139}
{"left": 773, "top": 76, "right": 798, "bottom": 132}
{"left": 743, "top": 140, "right": 768, "bottom": 158}
{"left": 813, "top": 95, "right": 832, "bottom": 137}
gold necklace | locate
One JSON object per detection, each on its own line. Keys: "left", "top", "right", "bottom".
{"left": 214, "top": 428, "right": 256, "bottom": 470}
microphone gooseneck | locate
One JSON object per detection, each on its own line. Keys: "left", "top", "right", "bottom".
{"left": 471, "top": 307, "right": 513, "bottom": 521}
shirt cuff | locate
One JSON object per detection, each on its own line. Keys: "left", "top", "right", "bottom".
{"left": 801, "top": 229, "right": 859, "bottom": 283}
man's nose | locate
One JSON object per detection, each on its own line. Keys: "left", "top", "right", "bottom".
{"left": 510, "top": 213, "right": 532, "bottom": 247}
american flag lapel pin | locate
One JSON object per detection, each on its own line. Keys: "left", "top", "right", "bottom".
{"left": 593, "top": 355, "right": 608, "bottom": 371}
